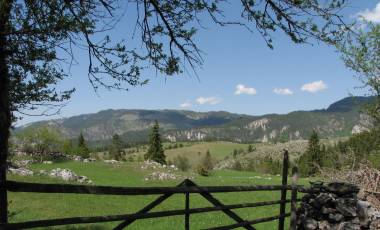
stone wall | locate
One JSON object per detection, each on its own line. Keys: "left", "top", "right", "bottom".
{"left": 297, "top": 182, "right": 380, "bottom": 230}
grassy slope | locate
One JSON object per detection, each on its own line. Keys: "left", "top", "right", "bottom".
{"left": 164, "top": 141, "right": 251, "bottom": 165}
{"left": 7, "top": 160, "right": 308, "bottom": 230}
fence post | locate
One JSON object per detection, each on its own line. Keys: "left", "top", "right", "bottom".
{"left": 290, "top": 167, "right": 299, "bottom": 230}
{"left": 184, "top": 179, "right": 190, "bottom": 230}
{"left": 278, "top": 149, "right": 289, "bottom": 230}
{"left": 185, "top": 192, "right": 190, "bottom": 230}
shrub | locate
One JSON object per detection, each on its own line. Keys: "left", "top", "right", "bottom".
{"left": 173, "top": 155, "right": 191, "bottom": 171}
{"left": 196, "top": 165, "right": 209, "bottom": 176}
{"left": 232, "top": 160, "right": 243, "bottom": 171}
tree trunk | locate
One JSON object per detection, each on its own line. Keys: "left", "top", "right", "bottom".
{"left": 0, "top": 0, "right": 13, "bottom": 223}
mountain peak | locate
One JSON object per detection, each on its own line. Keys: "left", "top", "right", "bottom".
{"left": 326, "top": 96, "right": 373, "bottom": 112}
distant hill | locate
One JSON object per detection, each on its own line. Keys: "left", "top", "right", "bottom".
{"left": 17, "top": 96, "right": 374, "bottom": 144}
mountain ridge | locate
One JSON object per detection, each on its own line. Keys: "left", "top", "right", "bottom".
{"left": 17, "top": 96, "right": 374, "bottom": 144}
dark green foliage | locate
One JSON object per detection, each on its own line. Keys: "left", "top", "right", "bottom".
{"left": 62, "top": 139, "right": 75, "bottom": 156}
{"left": 256, "top": 157, "right": 282, "bottom": 175}
{"left": 196, "top": 165, "right": 209, "bottom": 177}
{"left": 144, "top": 121, "right": 166, "bottom": 164}
{"left": 77, "top": 132, "right": 90, "bottom": 158}
{"left": 16, "top": 126, "right": 63, "bottom": 162}
{"left": 334, "top": 129, "right": 380, "bottom": 168}
{"left": 201, "top": 150, "right": 214, "bottom": 171}
{"left": 247, "top": 144, "right": 255, "bottom": 152}
{"left": 196, "top": 150, "right": 214, "bottom": 176}
{"left": 109, "top": 134, "right": 124, "bottom": 161}
{"left": 232, "top": 160, "right": 243, "bottom": 171}
{"left": 298, "top": 130, "right": 323, "bottom": 176}
{"left": 173, "top": 155, "right": 191, "bottom": 171}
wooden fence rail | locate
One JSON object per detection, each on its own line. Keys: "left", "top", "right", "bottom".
{"left": 0, "top": 150, "right": 303, "bottom": 230}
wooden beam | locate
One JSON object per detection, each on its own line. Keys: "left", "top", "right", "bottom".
{"left": 113, "top": 180, "right": 186, "bottom": 230}
{"left": 185, "top": 180, "right": 255, "bottom": 230}
{"left": 0, "top": 199, "right": 295, "bottom": 229}
{"left": 6, "top": 180, "right": 292, "bottom": 195}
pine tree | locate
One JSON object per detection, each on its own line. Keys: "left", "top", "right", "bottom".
{"left": 299, "top": 130, "right": 323, "bottom": 176}
{"left": 202, "top": 150, "right": 214, "bottom": 171}
{"left": 144, "top": 121, "right": 166, "bottom": 164}
{"left": 78, "top": 132, "right": 90, "bottom": 158}
{"left": 109, "top": 134, "right": 124, "bottom": 161}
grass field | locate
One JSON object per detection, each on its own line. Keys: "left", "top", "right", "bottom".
{"left": 7, "top": 159, "right": 308, "bottom": 230}
{"left": 164, "top": 141, "right": 251, "bottom": 165}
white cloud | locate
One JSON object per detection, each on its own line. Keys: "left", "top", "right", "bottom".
{"left": 357, "top": 2, "right": 380, "bottom": 23}
{"left": 301, "top": 81, "right": 327, "bottom": 93}
{"left": 274, "top": 88, "right": 293, "bottom": 95}
{"left": 196, "top": 97, "right": 221, "bottom": 105}
{"left": 180, "top": 102, "right": 192, "bottom": 108}
{"left": 234, "top": 84, "right": 257, "bottom": 95}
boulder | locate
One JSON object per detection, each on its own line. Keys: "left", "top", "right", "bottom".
{"left": 328, "top": 213, "right": 344, "bottom": 223}
{"left": 326, "top": 182, "right": 359, "bottom": 196}
{"left": 49, "top": 168, "right": 92, "bottom": 184}
{"left": 337, "top": 222, "right": 360, "bottom": 230}
{"left": 104, "top": 160, "right": 120, "bottom": 164}
{"left": 304, "top": 218, "right": 318, "bottom": 230}
{"left": 336, "top": 198, "right": 357, "bottom": 217}
{"left": 8, "top": 167, "right": 33, "bottom": 176}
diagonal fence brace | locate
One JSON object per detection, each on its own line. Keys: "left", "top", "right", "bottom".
{"left": 113, "top": 180, "right": 187, "bottom": 230}
{"left": 184, "top": 179, "right": 256, "bottom": 230}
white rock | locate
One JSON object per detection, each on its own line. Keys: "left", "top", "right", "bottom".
{"left": 104, "top": 160, "right": 120, "bottom": 164}
{"left": 8, "top": 167, "right": 33, "bottom": 176}
{"left": 48, "top": 168, "right": 92, "bottom": 184}
{"left": 43, "top": 161, "right": 53, "bottom": 164}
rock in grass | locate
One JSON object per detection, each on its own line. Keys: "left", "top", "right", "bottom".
{"left": 8, "top": 167, "right": 33, "bottom": 176}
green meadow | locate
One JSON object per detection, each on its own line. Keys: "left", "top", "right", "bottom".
{"left": 7, "top": 141, "right": 309, "bottom": 230}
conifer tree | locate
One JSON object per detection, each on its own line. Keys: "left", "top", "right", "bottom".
{"left": 144, "top": 121, "right": 166, "bottom": 164}
{"left": 109, "top": 134, "right": 124, "bottom": 161}
{"left": 78, "top": 132, "right": 90, "bottom": 158}
{"left": 202, "top": 150, "right": 214, "bottom": 171}
{"left": 299, "top": 130, "right": 323, "bottom": 176}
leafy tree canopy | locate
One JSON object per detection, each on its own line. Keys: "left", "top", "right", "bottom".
{"left": 338, "top": 21, "right": 380, "bottom": 126}
{"left": 0, "top": 0, "right": 350, "bottom": 119}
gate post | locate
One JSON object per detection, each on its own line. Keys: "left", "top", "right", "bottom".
{"left": 290, "top": 167, "right": 299, "bottom": 230}
{"left": 185, "top": 192, "right": 190, "bottom": 230}
{"left": 184, "top": 179, "right": 190, "bottom": 230}
{"left": 278, "top": 149, "right": 289, "bottom": 230}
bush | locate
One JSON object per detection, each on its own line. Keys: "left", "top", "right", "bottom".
{"left": 173, "top": 155, "right": 191, "bottom": 171}
{"left": 232, "top": 160, "right": 243, "bottom": 171}
{"left": 201, "top": 150, "right": 214, "bottom": 170}
{"left": 196, "top": 165, "right": 209, "bottom": 176}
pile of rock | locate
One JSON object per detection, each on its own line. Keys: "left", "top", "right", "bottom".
{"left": 297, "top": 182, "right": 380, "bottom": 230}
{"left": 13, "top": 159, "right": 34, "bottom": 167}
{"left": 44, "top": 168, "right": 92, "bottom": 184}
{"left": 140, "top": 160, "right": 178, "bottom": 171}
{"left": 145, "top": 172, "right": 178, "bottom": 181}
{"left": 67, "top": 155, "right": 96, "bottom": 163}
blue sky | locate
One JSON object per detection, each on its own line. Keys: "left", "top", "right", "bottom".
{"left": 17, "top": 1, "right": 380, "bottom": 125}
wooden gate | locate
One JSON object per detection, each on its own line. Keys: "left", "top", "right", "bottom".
{"left": 0, "top": 150, "right": 302, "bottom": 229}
